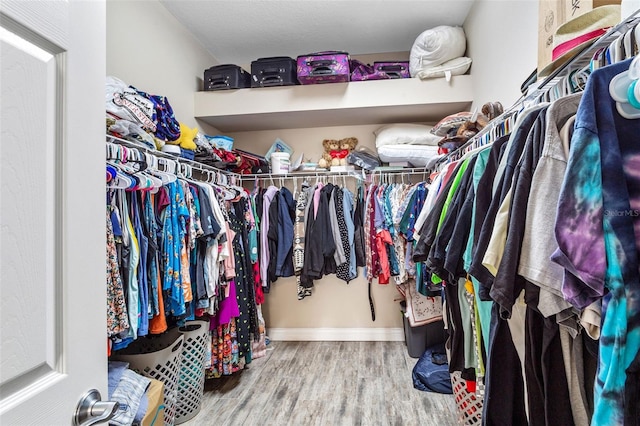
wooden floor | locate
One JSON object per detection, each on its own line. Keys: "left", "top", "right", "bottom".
{"left": 183, "top": 341, "right": 458, "bottom": 426}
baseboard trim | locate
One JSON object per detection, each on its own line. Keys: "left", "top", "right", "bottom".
{"left": 267, "top": 327, "right": 405, "bottom": 342}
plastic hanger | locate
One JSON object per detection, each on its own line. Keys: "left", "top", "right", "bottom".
{"left": 609, "top": 55, "right": 640, "bottom": 119}
{"left": 624, "top": 27, "right": 635, "bottom": 59}
{"left": 106, "top": 161, "right": 135, "bottom": 189}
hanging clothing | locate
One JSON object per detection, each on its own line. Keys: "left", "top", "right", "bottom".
{"left": 107, "top": 199, "right": 130, "bottom": 337}
{"left": 553, "top": 59, "right": 640, "bottom": 424}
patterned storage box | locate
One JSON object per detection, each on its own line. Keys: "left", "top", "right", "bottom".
{"left": 373, "top": 61, "right": 410, "bottom": 78}
{"left": 350, "top": 60, "right": 410, "bottom": 81}
{"left": 296, "top": 51, "right": 350, "bottom": 84}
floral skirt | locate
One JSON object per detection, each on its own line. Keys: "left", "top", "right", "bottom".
{"left": 205, "top": 317, "right": 245, "bottom": 378}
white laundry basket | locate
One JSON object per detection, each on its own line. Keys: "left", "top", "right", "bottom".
{"left": 111, "top": 330, "right": 184, "bottom": 426}
{"left": 175, "top": 320, "right": 210, "bottom": 424}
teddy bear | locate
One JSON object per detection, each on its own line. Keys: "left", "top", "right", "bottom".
{"left": 318, "top": 137, "right": 359, "bottom": 169}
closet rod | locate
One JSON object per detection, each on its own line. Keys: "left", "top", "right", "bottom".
{"left": 238, "top": 167, "right": 432, "bottom": 182}
{"left": 435, "top": 11, "right": 640, "bottom": 167}
{"left": 106, "top": 134, "right": 242, "bottom": 180}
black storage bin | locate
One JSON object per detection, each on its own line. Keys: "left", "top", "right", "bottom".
{"left": 204, "top": 64, "right": 251, "bottom": 91}
{"left": 400, "top": 302, "right": 447, "bottom": 358}
{"left": 250, "top": 56, "right": 298, "bottom": 87}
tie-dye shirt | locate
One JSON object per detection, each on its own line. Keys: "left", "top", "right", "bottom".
{"left": 553, "top": 58, "right": 640, "bottom": 425}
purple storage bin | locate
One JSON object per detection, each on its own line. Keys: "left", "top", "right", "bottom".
{"left": 373, "top": 62, "right": 410, "bottom": 79}
{"left": 296, "top": 51, "right": 350, "bottom": 84}
{"left": 350, "top": 60, "right": 411, "bottom": 81}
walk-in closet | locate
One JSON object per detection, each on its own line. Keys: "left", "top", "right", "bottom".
{"left": 2, "top": 1, "right": 640, "bottom": 425}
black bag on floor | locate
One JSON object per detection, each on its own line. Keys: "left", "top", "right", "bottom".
{"left": 412, "top": 343, "right": 452, "bottom": 394}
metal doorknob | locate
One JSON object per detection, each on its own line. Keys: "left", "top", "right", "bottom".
{"left": 73, "top": 389, "right": 119, "bottom": 426}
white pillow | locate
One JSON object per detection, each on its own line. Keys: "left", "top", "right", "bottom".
{"left": 416, "top": 57, "right": 472, "bottom": 82}
{"left": 374, "top": 124, "right": 442, "bottom": 148}
{"left": 409, "top": 26, "right": 467, "bottom": 77}
{"left": 377, "top": 144, "right": 440, "bottom": 167}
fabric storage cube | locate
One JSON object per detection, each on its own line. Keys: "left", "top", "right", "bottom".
{"left": 296, "top": 51, "right": 350, "bottom": 84}
{"left": 251, "top": 56, "right": 298, "bottom": 87}
{"left": 373, "top": 61, "right": 410, "bottom": 79}
{"left": 204, "top": 64, "right": 251, "bottom": 91}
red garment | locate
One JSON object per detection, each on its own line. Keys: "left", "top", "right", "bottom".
{"left": 375, "top": 229, "right": 393, "bottom": 284}
{"left": 253, "top": 262, "right": 264, "bottom": 305}
{"left": 368, "top": 187, "right": 380, "bottom": 279}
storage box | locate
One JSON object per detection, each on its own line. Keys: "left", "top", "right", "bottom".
{"left": 204, "top": 64, "right": 251, "bottom": 91}
{"left": 141, "top": 379, "right": 164, "bottom": 426}
{"left": 297, "top": 51, "right": 350, "bottom": 84}
{"left": 373, "top": 62, "right": 410, "bottom": 79}
{"left": 350, "top": 60, "right": 410, "bottom": 81}
{"left": 401, "top": 303, "right": 447, "bottom": 358}
{"left": 251, "top": 56, "right": 298, "bottom": 87}
{"left": 538, "top": 0, "right": 622, "bottom": 77}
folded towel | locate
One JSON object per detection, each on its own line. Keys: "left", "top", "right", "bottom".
{"left": 108, "top": 361, "right": 130, "bottom": 399}
{"left": 133, "top": 392, "right": 149, "bottom": 425}
{"left": 111, "top": 369, "right": 151, "bottom": 426}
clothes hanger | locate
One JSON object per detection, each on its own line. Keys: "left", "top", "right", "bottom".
{"left": 148, "top": 156, "right": 177, "bottom": 185}
{"left": 609, "top": 55, "right": 640, "bottom": 119}
{"left": 209, "top": 170, "right": 237, "bottom": 201}
{"left": 125, "top": 148, "right": 159, "bottom": 192}
{"left": 106, "top": 160, "right": 136, "bottom": 189}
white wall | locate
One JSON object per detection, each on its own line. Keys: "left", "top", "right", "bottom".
{"left": 103, "top": 0, "right": 542, "bottom": 336}
{"left": 230, "top": 123, "right": 407, "bottom": 333}
{"left": 106, "top": 0, "right": 219, "bottom": 133}
{"left": 622, "top": 0, "right": 640, "bottom": 18}
{"left": 463, "top": 0, "right": 538, "bottom": 111}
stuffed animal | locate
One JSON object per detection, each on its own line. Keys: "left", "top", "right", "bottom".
{"left": 166, "top": 122, "right": 198, "bottom": 150}
{"left": 318, "top": 137, "right": 359, "bottom": 168}
{"left": 318, "top": 139, "right": 340, "bottom": 168}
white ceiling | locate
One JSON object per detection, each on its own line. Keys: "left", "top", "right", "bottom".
{"left": 160, "top": 0, "right": 475, "bottom": 66}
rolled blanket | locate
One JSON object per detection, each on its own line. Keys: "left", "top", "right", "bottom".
{"left": 409, "top": 26, "right": 466, "bottom": 77}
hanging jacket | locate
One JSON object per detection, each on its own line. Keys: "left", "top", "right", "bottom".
{"left": 267, "top": 191, "right": 279, "bottom": 288}
{"left": 260, "top": 186, "right": 278, "bottom": 289}
{"left": 275, "top": 187, "right": 295, "bottom": 277}
{"left": 320, "top": 184, "right": 338, "bottom": 275}
{"left": 354, "top": 187, "right": 366, "bottom": 268}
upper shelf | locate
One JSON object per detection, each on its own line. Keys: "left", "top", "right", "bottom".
{"left": 194, "top": 75, "right": 473, "bottom": 132}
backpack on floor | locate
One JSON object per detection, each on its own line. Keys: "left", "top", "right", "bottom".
{"left": 412, "top": 343, "right": 453, "bottom": 394}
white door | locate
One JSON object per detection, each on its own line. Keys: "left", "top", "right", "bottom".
{"left": 0, "top": 1, "right": 108, "bottom": 424}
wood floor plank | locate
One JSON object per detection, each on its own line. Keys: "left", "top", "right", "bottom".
{"left": 183, "top": 341, "right": 459, "bottom": 426}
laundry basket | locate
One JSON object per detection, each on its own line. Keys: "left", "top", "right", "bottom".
{"left": 111, "top": 330, "right": 184, "bottom": 426}
{"left": 450, "top": 371, "right": 483, "bottom": 425}
{"left": 175, "top": 320, "right": 210, "bottom": 424}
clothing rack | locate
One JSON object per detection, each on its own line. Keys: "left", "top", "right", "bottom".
{"left": 106, "top": 134, "right": 242, "bottom": 184}
{"left": 436, "top": 11, "right": 640, "bottom": 167}
{"left": 238, "top": 166, "right": 432, "bottom": 184}
{"left": 107, "top": 135, "right": 432, "bottom": 186}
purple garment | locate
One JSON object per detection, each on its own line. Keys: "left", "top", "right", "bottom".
{"left": 260, "top": 186, "right": 278, "bottom": 287}
{"left": 313, "top": 183, "right": 324, "bottom": 219}
{"left": 210, "top": 280, "right": 240, "bottom": 329}
{"left": 374, "top": 187, "right": 385, "bottom": 230}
